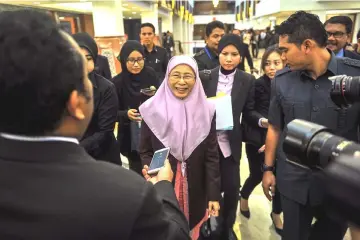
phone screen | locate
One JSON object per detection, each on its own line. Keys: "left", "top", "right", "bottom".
{"left": 148, "top": 147, "right": 170, "bottom": 174}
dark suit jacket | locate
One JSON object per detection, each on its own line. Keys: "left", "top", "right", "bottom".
{"left": 237, "top": 42, "right": 254, "bottom": 71}
{"left": 96, "top": 55, "right": 112, "bottom": 80}
{"left": 81, "top": 73, "right": 120, "bottom": 165}
{"left": 0, "top": 137, "right": 190, "bottom": 240}
{"left": 199, "top": 67, "right": 261, "bottom": 162}
{"left": 139, "top": 119, "right": 221, "bottom": 229}
{"left": 344, "top": 49, "right": 360, "bottom": 60}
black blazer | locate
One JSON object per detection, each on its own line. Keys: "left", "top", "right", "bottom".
{"left": 243, "top": 75, "right": 271, "bottom": 146}
{"left": 96, "top": 55, "right": 112, "bottom": 80}
{"left": 199, "top": 67, "right": 261, "bottom": 162}
{"left": 344, "top": 49, "right": 360, "bottom": 61}
{"left": 0, "top": 137, "right": 190, "bottom": 239}
{"left": 80, "top": 73, "right": 120, "bottom": 165}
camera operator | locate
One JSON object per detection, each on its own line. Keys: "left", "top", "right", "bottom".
{"left": 262, "top": 11, "right": 360, "bottom": 240}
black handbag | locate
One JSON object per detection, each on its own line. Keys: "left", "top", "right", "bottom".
{"left": 199, "top": 216, "right": 223, "bottom": 240}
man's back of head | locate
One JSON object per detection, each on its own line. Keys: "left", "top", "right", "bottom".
{"left": 0, "top": 10, "right": 93, "bottom": 138}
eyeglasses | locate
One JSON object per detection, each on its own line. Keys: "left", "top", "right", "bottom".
{"left": 169, "top": 73, "right": 195, "bottom": 81}
{"left": 127, "top": 57, "right": 145, "bottom": 65}
{"left": 326, "top": 31, "right": 346, "bottom": 39}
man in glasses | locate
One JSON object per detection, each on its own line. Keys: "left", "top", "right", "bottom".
{"left": 140, "top": 22, "right": 169, "bottom": 83}
{"left": 325, "top": 16, "right": 360, "bottom": 60}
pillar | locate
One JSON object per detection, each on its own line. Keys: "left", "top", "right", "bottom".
{"left": 92, "top": 0, "right": 126, "bottom": 76}
{"left": 173, "top": 15, "right": 183, "bottom": 55}
{"left": 162, "top": 14, "right": 173, "bottom": 33}
{"left": 141, "top": 3, "right": 160, "bottom": 45}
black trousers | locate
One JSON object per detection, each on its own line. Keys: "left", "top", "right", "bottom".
{"left": 127, "top": 151, "right": 143, "bottom": 176}
{"left": 281, "top": 194, "right": 347, "bottom": 240}
{"left": 240, "top": 144, "right": 282, "bottom": 214}
{"left": 220, "top": 150, "right": 240, "bottom": 231}
{"left": 251, "top": 43, "right": 258, "bottom": 58}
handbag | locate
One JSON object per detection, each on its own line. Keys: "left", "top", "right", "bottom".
{"left": 199, "top": 216, "right": 223, "bottom": 240}
{"left": 130, "top": 121, "right": 141, "bottom": 152}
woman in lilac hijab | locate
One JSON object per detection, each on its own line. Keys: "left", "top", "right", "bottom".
{"left": 139, "top": 56, "right": 221, "bottom": 239}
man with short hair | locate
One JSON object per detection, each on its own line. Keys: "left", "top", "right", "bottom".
{"left": 262, "top": 11, "right": 360, "bottom": 240}
{"left": 194, "top": 20, "right": 225, "bottom": 71}
{"left": 0, "top": 10, "right": 189, "bottom": 239}
{"left": 325, "top": 16, "right": 360, "bottom": 60}
{"left": 140, "top": 22, "right": 168, "bottom": 83}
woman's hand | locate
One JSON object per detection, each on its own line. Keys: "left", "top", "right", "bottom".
{"left": 258, "top": 144, "right": 266, "bottom": 153}
{"left": 261, "top": 118, "right": 269, "bottom": 128}
{"left": 208, "top": 201, "right": 220, "bottom": 217}
{"left": 127, "top": 109, "right": 142, "bottom": 122}
{"left": 142, "top": 159, "right": 173, "bottom": 184}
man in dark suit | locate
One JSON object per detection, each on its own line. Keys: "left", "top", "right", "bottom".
{"left": 96, "top": 55, "right": 112, "bottom": 80}
{"left": 0, "top": 10, "right": 189, "bottom": 240}
{"left": 199, "top": 34, "right": 261, "bottom": 240}
{"left": 325, "top": 16, "right": 360, "bottom": 60}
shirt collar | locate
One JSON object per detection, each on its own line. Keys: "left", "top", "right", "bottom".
{"left": 0, "top": 133, "right": 79, "bottom": 144}
{"left": 144, "top": 45, "right": 157, "bottom": 53}
{"left": 219, "top": 68, "right": 236, "bottom": 78}
{"left": 301, "top": 50, "right": 338, "bottom": 79}
{"left": 335, "top": 48, "right": 344, "bottom": 58}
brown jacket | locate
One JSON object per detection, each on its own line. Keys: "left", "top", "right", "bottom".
{"left": 139, "top": 119, "right": 221, "bottom": 229}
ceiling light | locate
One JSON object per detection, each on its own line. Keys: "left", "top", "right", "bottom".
{"left": 33, "top": 1, "right": 40, "bottom": 4}
{"left": 132, "top": 12, "right": 136, "bottom": 14}
{"left": 59, "top": 17, "right": 65, "bottom": 20}
{"left": 129, "top": 17, "right": 132, "bottom": 19}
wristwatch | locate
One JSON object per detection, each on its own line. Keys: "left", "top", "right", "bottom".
{"left": 261, "top": 163, "right": 275, "bottom": 172}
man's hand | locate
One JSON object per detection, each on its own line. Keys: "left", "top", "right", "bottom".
{"left": 262, "top": 171, "right": 276, "bottom": 201}
{"left": 142, "top": 159, "right": 174, "bottom": 184}
{"left": 208, "top": 201, "right": 220, "bottom": 217}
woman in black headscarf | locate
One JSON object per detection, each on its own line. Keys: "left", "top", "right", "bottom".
{"left": 112, "top": 40, "right": 159, "bottom": 175}
{"left": 72, "top": 32, "right": 120, "bottom": 165}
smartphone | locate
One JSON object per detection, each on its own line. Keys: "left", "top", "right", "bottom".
{"left": 140, "top": 88, "right": 156, "bottom": 94}
{"left": 148, "top": 147, "right": 170, "bottom": 175}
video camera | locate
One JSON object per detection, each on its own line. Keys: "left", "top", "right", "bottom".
{"left": 283, "top": 119, "right": 360, "bottom": 226}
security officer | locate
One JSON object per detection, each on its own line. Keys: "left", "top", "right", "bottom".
{"left": 262, "top": 11, "right": 360, "bottom": 240}
{"left": 140, "top": 22, "right": 168, "bottom": 83}
{"left": 194, "top": 20, "right": 225, "bottom": 71}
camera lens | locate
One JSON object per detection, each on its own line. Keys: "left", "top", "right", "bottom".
{"left": 283, "top": 119, "right": 329, "bottom": 169}
{"left": 330, "top": 76, "right": 360, "bottom": 107}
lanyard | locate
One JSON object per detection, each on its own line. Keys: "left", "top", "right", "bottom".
{"left": 204, "top": 47, "right": 213, "bottom": 60}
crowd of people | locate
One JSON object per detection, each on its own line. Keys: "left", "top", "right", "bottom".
{"left": 0, "top": 8, "right": 360, "bottom": 240}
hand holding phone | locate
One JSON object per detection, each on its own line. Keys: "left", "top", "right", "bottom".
{"left": 148, "top": 147, "right": 170, "bottom": 175}
{"left": 142, "top": 159, "right": 174, "bottom": 184}
{"left": 140, "top": 86, "right": 157, "bottom": 96}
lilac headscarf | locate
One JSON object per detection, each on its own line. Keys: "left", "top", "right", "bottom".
{"left": 139, "top": 56, "right": 215, "bottom": 162}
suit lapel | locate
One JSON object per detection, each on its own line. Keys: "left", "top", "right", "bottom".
{"left": 208, "top": 66, "right": 220, "bottom": 97}
{"left": 231, "top": 70, "right": 244, "bottom": 104}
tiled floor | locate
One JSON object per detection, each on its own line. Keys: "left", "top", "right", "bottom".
{"left": 235, "top": 145, "right": 282, "bottom": 240}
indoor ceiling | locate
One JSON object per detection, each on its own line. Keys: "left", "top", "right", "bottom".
{"left": 0, "top": 0, "right": 156, "bottom": 19}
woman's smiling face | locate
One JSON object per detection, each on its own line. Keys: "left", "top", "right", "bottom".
{"left": 168, "top": 64, "right": 196, "bottom": 99}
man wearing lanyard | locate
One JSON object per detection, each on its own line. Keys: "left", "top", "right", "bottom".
{"left": 194, "top": 20, "right": 225, "bottom": 71}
